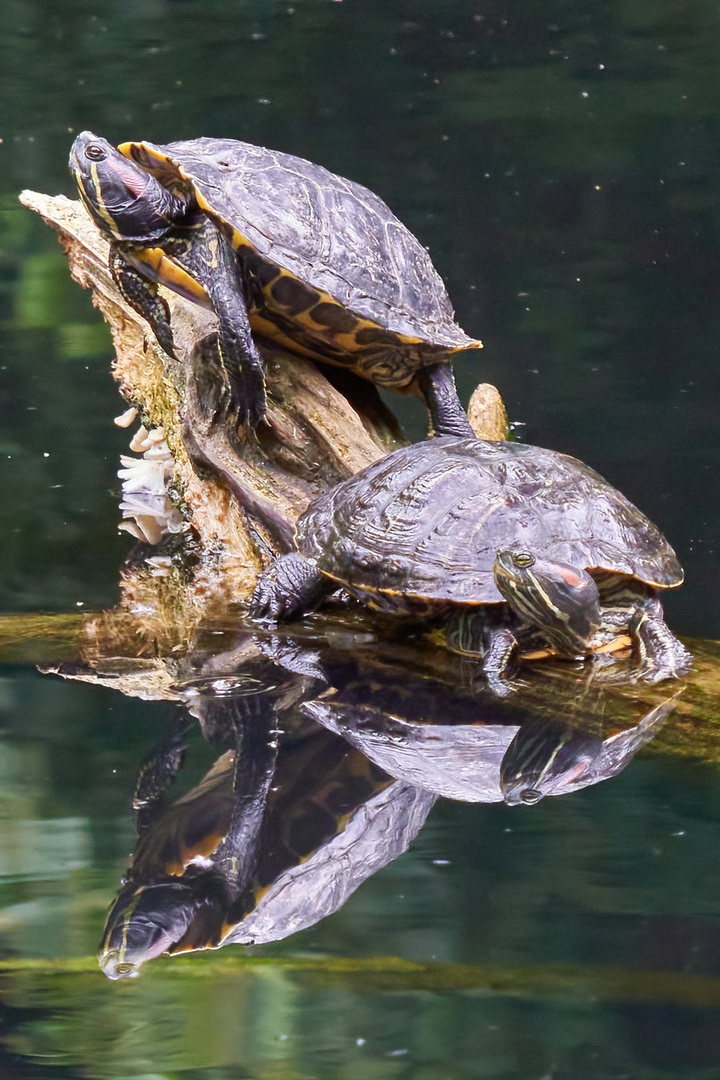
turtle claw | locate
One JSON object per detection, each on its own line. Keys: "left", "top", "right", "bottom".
{"left": 238, "top": 402, "right": 268, "bottom": 434}
{"left": 485, "top": 672, "right": 524, "bottom": 699}
{"left": 250, "top": 574, "right": 290, "bottom": 622}
{"left": 226, "top": 364, "right": 268, "bottom": 432}
{"left": 251, "top": 554, "right": 330, "bottom": 622}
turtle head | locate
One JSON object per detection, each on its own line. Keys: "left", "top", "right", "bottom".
{"left": 98, "top": 879, "right": 198, "bottom": 979}
{"left": 69, "top": 131, "right": 186, "bottom": 242}
{"left": 98, "top": 872, "right": 230, "bottom": 980}
{"left": 500, "top": 717, "right": 602, "bottom": 805}
{"left": 493, "top": 549, "right": 602, "bottom": 657}
{"left": 97, "top": 876, "right": 222, "bottom": 980}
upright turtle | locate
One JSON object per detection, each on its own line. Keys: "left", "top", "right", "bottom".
{"left": 251, "top": 437, "right": 691, "bottom": 691}
{"left": 69, "top": 131, "right": 481, "bottom": 433}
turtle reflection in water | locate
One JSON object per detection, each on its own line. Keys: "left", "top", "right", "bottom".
{"left": 293, "top": 639, "right": 681, "bottom": 805}
{"left": 252, "top": 437, "right": 692, "bottom": 691}
{"left": 98, "top": 688, "right": 433, "bottom": 980}
{"left": 497, "top": 694, "right": 680, "bottom": 805}
{"left": 69, "top": 131, "right": 480, "bottom": 435}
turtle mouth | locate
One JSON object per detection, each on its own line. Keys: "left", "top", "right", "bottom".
{"left": 502, "top": 785, "right": 544, "bottom": 806}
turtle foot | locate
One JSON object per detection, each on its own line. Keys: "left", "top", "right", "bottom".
{"left": 233, "top": 377, "right": 268, "bottom": 432}
{"left": 250, "top": 554, "right": 329, "bottom": 621}
{"left": 632, "top": 605, "right": 693, "bottom": 684}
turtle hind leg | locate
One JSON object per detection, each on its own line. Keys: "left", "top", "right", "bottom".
{"left": 632, "top": 598, "right": 693, "bottom": 683}
{"left": 250, "top": 553, "right": 331, "bottom": 621}
{"left": 212, "top": 697, "right": 279, "bottom": 901}
{"left": 415, "top": 363, "right": 474, "bottom": 439}
{"left": 213, "top": 285, "right": 267, "bottom": 431}
{"left": 223, "top": 339, "right": 266, "bottom": 431}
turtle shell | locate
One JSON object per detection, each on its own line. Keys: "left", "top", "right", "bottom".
{"left": 295, "top": 437, "right": 683, "bottom": 606}
{"left": 119, "top": 137, "right": 480, "bottom": 385}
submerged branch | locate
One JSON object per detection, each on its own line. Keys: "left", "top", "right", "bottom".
{"left": 0, "top": 607, "right": 718, "bottom": 765}
{"left": 4, "top": 951, "right": 720, "bottom": 1008}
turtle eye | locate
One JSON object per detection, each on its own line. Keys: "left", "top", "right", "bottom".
{"left": 512, "top": 552, "right": 535, "bottom": 569}
{"left": 85, "top": 144, "right": 106, "bottom": 162}
{"left": 519, "top": 788, "right": 543, "bottom": 805}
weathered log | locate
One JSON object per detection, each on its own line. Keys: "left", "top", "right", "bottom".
{"left": 20, "top": 190, "right": 504, "bottom": 625}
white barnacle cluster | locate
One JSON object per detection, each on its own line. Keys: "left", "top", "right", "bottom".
{"left": 115, "top": 411, "right": 185, "bottom": 547}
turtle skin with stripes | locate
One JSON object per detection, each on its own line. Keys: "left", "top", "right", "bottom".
{"left": 251, "top": 437, "right": 692, "bottom": 691}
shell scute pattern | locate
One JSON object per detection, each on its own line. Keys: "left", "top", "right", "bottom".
{"left": 132, "top": 137, "right": 478, "bottom": 351}
{"left": 310, "top": 302, "right": 359, "bottom": 334}
{"left": 270, "top": 274, "right": 320, "bottom": 314}
{"left": 296, "top": 438, "right": 683, "bottom": 607}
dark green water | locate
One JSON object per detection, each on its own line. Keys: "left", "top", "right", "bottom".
{"left": 1, "top": 1, "right": 720, "bottom": 1076}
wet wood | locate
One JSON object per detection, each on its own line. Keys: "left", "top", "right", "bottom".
{"left": 0, "top": 605, "right": 717, "bottom": 765}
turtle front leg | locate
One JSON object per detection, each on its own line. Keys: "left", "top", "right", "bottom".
{"left": 415, "top": 363, "right": 474, "bottom": 439}
{"left": 250, "top": 553, "right": 332, "bottom": 621}
{"left": 483, "top": 626, "right": 523, "bottom": 697}
{"left": 202, "top": 233, "right": 267, "bottom": 430}
{"left": 132, "top": 709, "right": 193, "bottom": 837}
{"left": 110, "top": 246, "right": 177, "bottom": 360}
{"left": 445, "top": 609, "right": 520, "bottom": 697}
{"left": 631, "top": 597, "right": 692, "bottom": 683}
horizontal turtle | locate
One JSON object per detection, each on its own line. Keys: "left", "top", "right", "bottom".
{"left": 69, "top": 131, "right": 481, "bottom": 433}
{"left": 250, "top": 437, "right": 692, "bottom": 692}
